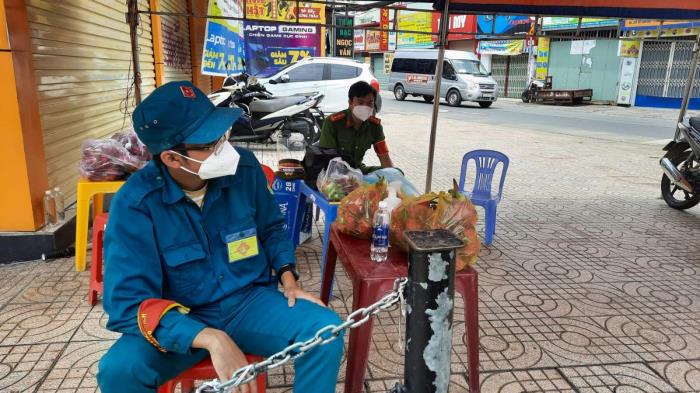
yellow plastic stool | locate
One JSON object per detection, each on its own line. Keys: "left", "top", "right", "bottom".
{"left": 75, "top": 178, "right": 125, "bottom": 271}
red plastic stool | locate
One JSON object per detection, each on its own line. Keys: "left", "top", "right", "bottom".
{"left": 261, "top": 164, "right": 275, "bottom": 186}
{"left": 88, "top": 212, "right": 109, "bottom": 306}
{"left": 158, "top": 355, "right": 266, "bottom": 393}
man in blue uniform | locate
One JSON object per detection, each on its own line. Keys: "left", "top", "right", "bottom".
{"left": 97, "top": 81, "right": 343, "bottom": 393}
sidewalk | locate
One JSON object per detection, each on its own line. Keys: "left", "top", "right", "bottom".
{"left": 0, "top": 111, "right": 699, "bottom": 392}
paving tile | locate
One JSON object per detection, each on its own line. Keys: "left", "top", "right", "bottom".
{"left": 71, "top": 306, "right": 120, "bottom": 342}
{"left": 11, "top": 259, "right": 90, "bottom": 305}
{"left": 0, "top": 343, "right": 65, "bottom": 392}
{"left": 37, "top": 341, "right": 110, "bottom": 393}
{"left": 0, "top": 262, "right": 38, "bottom": 309}
{"left": 0, "top": 301, "right": 90, "bottom": 346}
{"left": 558, "top": 363, "right": 676, "bottom": 392}
{"left": 648, "top": 360, "right": 700, "bottom": 393}
{"left": 480, "top": 368, "right": 576, "bottom": 392}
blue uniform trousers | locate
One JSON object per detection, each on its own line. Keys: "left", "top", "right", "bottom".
{"left": 97, "top": 285, "right": 343, "bottom": 393}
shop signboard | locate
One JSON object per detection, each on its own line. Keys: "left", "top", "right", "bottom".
{"left": 477, "top": 15, "right": 530, "bottom": 36}
{"left": 335, "top": 15, "right": 354, "bottom": 57}
{"left": 245, "top": 0, "right": 325, "bottom": 23}
{"left": 201, "top": 0, "right": 246, "bottom": 76}
{"left": 354, "top": 29, "right": 366, "bottom": 51}
{"left": 617, "top": 57, "right": 636, "bottom": 105}
{"left": 542, "top": 17, "right": 618, "bottom": 30}
{"left": 366, "top": 30, "right": 381, "bottom": 51}
{"left": 618, "top": 39, "right": 641, "bottom": 57}
{"left": 243, "top": 22, "right": 321, "bottom": 76}
{"left": 397, "top": 11, "right": 435, "bottom": 48}
{"left": 535, "top": 37, "right": 550, "bottom": 80}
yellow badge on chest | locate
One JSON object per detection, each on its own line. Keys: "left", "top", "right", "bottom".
{"left": 226, "top": 228, "right": 259, "bottom": 263}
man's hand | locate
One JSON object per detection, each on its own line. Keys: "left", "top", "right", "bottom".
{"left": 281, "top": 271, "right": 325, "bottom": 308}
{"left": 192, "top": 328, "right": 257, "bottom": 393}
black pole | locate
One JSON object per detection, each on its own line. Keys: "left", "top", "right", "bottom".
{"left": 402, "top": 230, "right": 463, "bottom": 393}
{"left": 127, "top": 0, "right": 142, "bottom": 104}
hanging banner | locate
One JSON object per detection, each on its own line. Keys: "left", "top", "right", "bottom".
{"left": 201, "top": 0, "right": 246, "bottom": 76}
{"left": 380, "top": 9, "right": 390, "bottom": 51}
{"left": 397, "top": 11, "right": 435, "bottom": 48}
{"left": 245, "top": 0, "right": 325, "bottom": 23}
{"left": 354, "top": 29, "right": 366, "bottom": 51}
{"left": 243, "top": 22, "right": 320, "bottom": 76}
{"left": 535, "top": 37, "right": 550, "bottom": 80}
{"left": 335, "top": 15, "right": 354, "bottom": 57}
{"left": 618, "top": 39, "right": 640, "bottom": 57}
{"left": 542, "top": 17, "right": 618, "bottom": 30}
{"left": 478, "top": 39, "right": 524, "bottom": 56}
{"left": 477, "top": 15, "right": 531, "bottom": 36}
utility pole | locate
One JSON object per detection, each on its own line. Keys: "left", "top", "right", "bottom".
{"left": 127, "top": 0, "right": 142, "bottom": 104}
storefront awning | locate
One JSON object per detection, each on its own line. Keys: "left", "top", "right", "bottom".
{"left": 433, "top": 0, "right": 700, "bottom": 20}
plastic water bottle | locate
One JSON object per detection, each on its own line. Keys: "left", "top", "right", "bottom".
{"left": 53, "top": 187, "right": 65, "bottom": 222}
{"left": 371, "top": 201, "right": 390, "bottom": 263}
{"left": 43, "top": 190, "right": 56, "bottom": 229}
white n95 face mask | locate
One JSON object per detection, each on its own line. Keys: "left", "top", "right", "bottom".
{"left": 352, "top": 105, "right": 373, "bottom": 122}
{"left": 171, "top": 141, "right": 240, "bottom": 180}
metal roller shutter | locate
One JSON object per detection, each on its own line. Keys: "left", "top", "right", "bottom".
{"left": 489, "top": 54, "right": 528, "bottom": 98}
{"left": 507, "top": 54, "right": 529, "bottom": 98}
{"left": 490, "top": 56, "right": 507, "bottom": 97}
{"left": 160, "top": 0, "right": 192, "bottom": 83}
{"left": 637, "top": 41, "right": 700, "bottom": 100}
{"left": 371, "top": 53, "right": 390, "bottom": 89}
{"left": 27, "top": 0, "right": 156, "bottom": 203}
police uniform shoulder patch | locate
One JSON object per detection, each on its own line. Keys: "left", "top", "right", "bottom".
{"left": 329, "top": 112, "right": 346, "bottom": 122}
{"left": 368, "top": 116, "right": 381, "bottom": 125}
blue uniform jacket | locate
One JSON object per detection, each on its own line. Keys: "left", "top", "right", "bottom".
{"left": 103, "top": 147, "right": 294, "bottom": 354}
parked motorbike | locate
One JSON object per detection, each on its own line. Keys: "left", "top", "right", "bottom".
{"left": 208, "top": 71, "right": 325, "bottom": 146}
{"left": 521, "top": 80, "right": 545, "bottom": 103}
{"left": 659, "top": 116, "right": 700, "bottom": 209}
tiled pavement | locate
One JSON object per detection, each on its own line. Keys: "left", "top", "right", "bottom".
{"left": 1, "top": 102, "right": 700, "bottom": 392}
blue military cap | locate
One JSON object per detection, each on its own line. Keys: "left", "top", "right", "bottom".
{"left": 132, "top": 81, "right": 242, "bottom": 154}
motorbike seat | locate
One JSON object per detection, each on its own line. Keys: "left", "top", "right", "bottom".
{"left": 690, "top": 117, "right": 700, "bottom": 131}
{"left": 250, "top": 96, "right": 306, "bottom": 115}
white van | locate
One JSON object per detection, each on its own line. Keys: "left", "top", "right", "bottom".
{"left": 389, "top": 49, "right": 498, "bottom": 108}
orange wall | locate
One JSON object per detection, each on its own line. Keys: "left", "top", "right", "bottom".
{"left": 0, "top": 52, "right": 35, "bottom": 231}
{"left": 1, "top": 0, "right": 49, "bottom": 231}
{"left": 0, "top": 0, "right": 8, "bottom": 49}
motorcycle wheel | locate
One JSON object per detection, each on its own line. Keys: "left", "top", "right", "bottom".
{"left": 661, "top": 151, "right": 700, "bottom": 210}
{"left": 521, "top": 91, "right": 531, "bottom": 103}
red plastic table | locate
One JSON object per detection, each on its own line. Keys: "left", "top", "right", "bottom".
{"left": 320, "top": 225, "right": 480, "bottom": 393}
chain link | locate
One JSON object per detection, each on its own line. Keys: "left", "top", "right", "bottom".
{"left": 197, "top": 277, "right": 408, "bottom": 393}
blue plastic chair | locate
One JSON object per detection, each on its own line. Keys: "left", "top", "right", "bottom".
{"left": 458, "top": 150, "right": 509, "bottom": 245}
